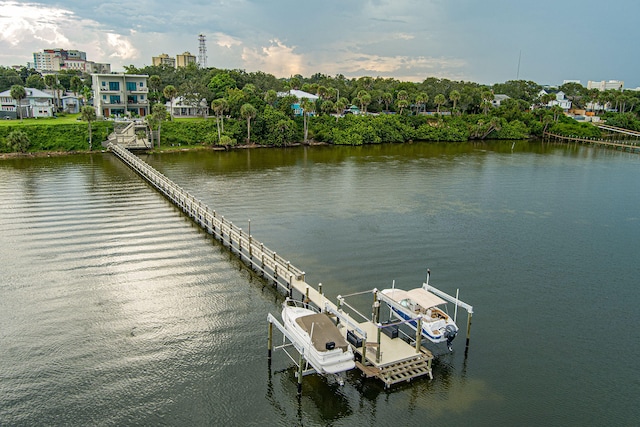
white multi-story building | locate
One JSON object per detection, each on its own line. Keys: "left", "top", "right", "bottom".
{"left": 92, "top": 73, "right": 149, "bottom": 118}
{"left": 32, "top": 48, "right": 110, "bottom": 73}
{"left": 587, "top": 80, "right": 624, "bottom": 91}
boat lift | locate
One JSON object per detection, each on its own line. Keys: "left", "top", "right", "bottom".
{"left": 423, "top": 269, "right": 474, "bottom": 354}
{"left": 267, "top": 311, "right": 355, "bottom": 395}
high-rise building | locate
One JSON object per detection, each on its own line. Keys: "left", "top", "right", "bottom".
{"left": 31, "top": 48, "right": 108, "bottom": 73}
{"left": 152, "top": 53, "right": 176, "bottom": 68}
{"left": 587, "top": 80, "right": 624, "bottom": 91}
{"left": 176, "top": 52, "right": 197, "bottom": 68}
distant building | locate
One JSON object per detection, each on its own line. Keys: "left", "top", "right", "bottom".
{"left": 176, "top": 52, "right": 197, "bottom": 68}
{"left": 152, "top": 53, "right": 176, "bottom": 68}
{"left": 587, "top": 80, "right": 624, "bottom": 91}
{"left": 491, "top": 94, "right": 510, "bottom": 107}
{"left": 538, "top": 89, "right": 572, "bottom": 110}
{"left": 32, "top": 48, "right": 111, "bottom": 73}
{"left": 92, "top": 73, "right": 149, "bottom": 119}
{"left": 0, "top": 87, "right": 54, "bottom": 119}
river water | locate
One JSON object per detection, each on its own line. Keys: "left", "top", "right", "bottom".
{"left": 1, "top": 141, "right": 638, "bottom": 426}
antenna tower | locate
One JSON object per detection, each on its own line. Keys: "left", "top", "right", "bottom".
{"left": 198, "top": 34, "right": 207, "bottom": 68}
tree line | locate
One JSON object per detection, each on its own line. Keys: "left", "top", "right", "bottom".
{"left": 2, "top": 64, "right": 640, "bottom": 152}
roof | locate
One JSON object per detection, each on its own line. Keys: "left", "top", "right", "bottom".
{"left": 385, "top": 287, "right": 446, "bottom": 309}
{"left": 0, "top": 87, "right": 53, "bottom": 98}
{"left": 277, "top": 89, "right": 318, "bottom": 100}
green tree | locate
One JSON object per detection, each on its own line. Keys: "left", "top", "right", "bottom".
{"left": 5, "top": 130, "right": 31, "bottom": 153}
{"left": 381, "top": 92, "right": 393, "bottom": 111}
{"left": 264, "top": 89, "right": 277, "bottom": 106}
{"left": 163, "top": 85, "right": 177, "bottom": 120}
{"left": 10, "top": 85, "right": 27, "bottom": 121}
{"left": 80, "top": 106, "right": 97, "bottom": 150}
{"left": 415, "top": 92, "right": 429, "bottom": 113}
{"left": 70, "top": 76, "right": 82, "bottom": 96}
{"left": 449, "top": 90, "right": 461, "bottom": 113}
{"left": 81, "top": 86, "right": 93, "bottom": 106}
{"left": 300, "top": 98, "right": 315, "bottom": 142}
{"left": 434, "top": 93, "right": 446, "bottom": 113}
{"left": 146, "top": 103, "right": 168, "bottom": 148}
{"left": 25, "top": 74, "right": 45, "bottom": 90}
{"left": 208, "top": 72, "right": 237, "bottom": 99}
{"left": 481, "top": 90, "right": 494, "bottom": 114}
{"left": 335, "top": 97, "right": 349, "bottom": 122}
{"left": 211, "top": 98, "right": 228, "bottom": 142}
{"left": 240, "top": 103, "right": 257, "bottom": 144}
{"left": 148, "top": 75, "right": 162, "bottom": 103}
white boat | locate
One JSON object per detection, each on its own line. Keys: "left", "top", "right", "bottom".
{"left": 380, "top": 283, "right": 459, "bottom": 350}
{"left": 281, "top": 299, "right": 355, "bottom": 375}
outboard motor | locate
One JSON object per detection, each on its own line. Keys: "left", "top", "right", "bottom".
{"left": 444, "top": 325, "right": 457, "bottom": 351}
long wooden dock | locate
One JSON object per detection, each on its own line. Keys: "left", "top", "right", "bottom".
{"left": 544, "top": 131, "right": 640, "bottom": 153}
{"left": 108, "top": 143, "right": 439, "bottom": 387}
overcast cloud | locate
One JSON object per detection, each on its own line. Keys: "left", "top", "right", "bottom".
{"left": 1, "top": 0, "right": 638, "bottom": 87}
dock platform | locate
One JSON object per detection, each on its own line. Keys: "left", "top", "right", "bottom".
{"left": 108, "top": 143, "right": 464, "bottom": 388}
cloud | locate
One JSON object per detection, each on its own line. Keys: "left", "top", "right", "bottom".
{"left": 214, "top": 32, "right": 242, "bottom": 49}
{"left": 241, "top": 40, "right": 304, "bottom": 77}
{"left": 106, "top": 33, "right": 139, "bottom": 60}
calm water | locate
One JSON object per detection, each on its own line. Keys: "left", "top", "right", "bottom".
{"left": 1, "top": 141, "right": 639, "bottom": 426}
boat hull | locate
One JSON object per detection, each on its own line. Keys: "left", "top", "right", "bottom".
{"left": 281, "top": 303, "right": 355, "bottom": 375}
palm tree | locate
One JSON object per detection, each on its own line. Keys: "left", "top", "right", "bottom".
{"left": 381, "top": 92, "right": 392, "bottom": 112}
{"left": 211, "top": 98, "right": 228, "bottom": 142}
{"left": 415, "top": 92, "right": 428, "bottom": 114}
{"left": 147, "top": 103, "right": 168, "bottom": 148}
{"left": 240, "top": 103, "right": 257, "bottom": 144}
{"left": 163, "top": 85, "right": 178, "bottom": 120}
{"left": 81, "top": 86, "right": 93, "bottom": 106}
{"left": 481, "top": 90, "right": 494, "bottom": 114}
{"left": 335, "top": 97, "right": 349, "bottom": 122}
{"left": 396, "top": 90, "right": 409, "bottom": 115}
{"left": 148, "top": 75, "right": 162, "bottom": 103}
{"left": 10, "top": 85, "right": 27, "bottom": 121}
{"left": 449, "top": 90, "right": 460, "bottom": 114}
{"left": 434, "top": 93, "right": 446, "bottom": 114}
{"left": 300, "top": 98, "right": 315, "bottom": 143}
{"left": 80, "top": 106, "right": 96, "bottom": 150}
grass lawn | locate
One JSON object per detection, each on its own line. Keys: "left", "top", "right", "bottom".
{"left": 0, "top": 114, "right": 83, "bottom": 126}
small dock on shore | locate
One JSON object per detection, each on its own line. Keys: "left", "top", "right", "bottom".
{"left": 108, "top": 143, "right": 472, "bottom": 389}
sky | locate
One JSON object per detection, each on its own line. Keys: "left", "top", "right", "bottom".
{"left": 1, "top": 0, "right": 638, "bottom": 88}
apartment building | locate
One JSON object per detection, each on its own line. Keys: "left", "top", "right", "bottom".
{"left": 92, "top": 73, "right": 149, "bottom": 118}
{"left": 152, "top": 53, "right": 176, "bottom": 68}
{"left": 587, "top": 80, "right": 624, "bottom": 91}
{"left": 176, "top": 52, "right": 197, "bottom": 68}
{"left": 32, "top": 48, "right": 110, "bottom": 73}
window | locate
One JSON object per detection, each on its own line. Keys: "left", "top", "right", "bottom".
{"left": 126, "top": 82, "right": 137, "bottom": 91}
{"left": 110, "top": 95, "right": 121, "bottom": 104}
{"left": 108, "top": 81, "right": 120, "bottom": 91}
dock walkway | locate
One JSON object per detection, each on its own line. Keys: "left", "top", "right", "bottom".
{"left": 108, "top": 143, "right": 435, "bottom": 387}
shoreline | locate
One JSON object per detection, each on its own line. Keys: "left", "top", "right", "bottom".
{"left": 0, "top": 140, "right": 330, "bottom": 160}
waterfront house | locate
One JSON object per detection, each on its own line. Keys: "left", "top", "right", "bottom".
{"left": 277, "top": 89, "right": 319, "bottom": 116}
{"left": 491, "top": 94, "right": 510, "bottom": 107}
{"left": 92, "top": 73, "right": 149, "bottom": 119}
{"left": 0, "top": 87, "right": 54, "bottom": 119}
{"left": 165, "top": 96, "right": 209, "bottom": 118}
